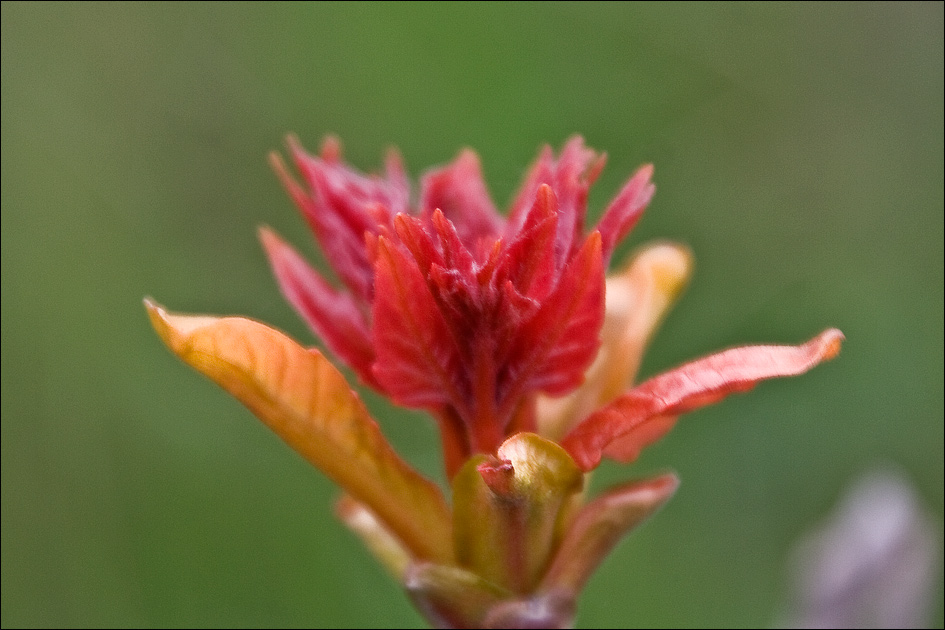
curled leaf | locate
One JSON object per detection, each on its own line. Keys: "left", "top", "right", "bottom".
{"left": 562, "top": 328, "right": 845, "bottom": 471}
{"left": 145, "top": 299, "right": 453, "bottom": 563}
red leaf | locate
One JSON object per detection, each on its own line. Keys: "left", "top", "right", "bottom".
{"left": 259, "top": 227, "right": 378, "bottom": 389}
{"left": 601, "top": 415, "right": 678, "bottom": 465}
{"left": 501, "top": 232, "right": 605, "bottom": 405}
{"left": 507, "top": 145, "right": 555, "bottom": 233}
{"left": 420, "top": 149, "right": 503, "bottom": 251}
{"left": 493, "top": 184, "right": 559, "bottom": 303}
{"left": 595, "top": 164, "right": 655, "bottom": 263}
{"left": 561, "top": 328, "right": 845, "bottom": 471}
{"left": 273, "top": 136, "right": 410, "bottom": 302}
{"left": 270, "top": 150, "right": 375, "bottom": 302}
{"left": 431, "top": 208, "right": 477, "bottom": 280}
{"left": 371, "top": 237, "right": 467, "bottom": 412}
{"left": 395, "top": 212, "right": 482, "bottom": 352}
{"left": 548, "top": 136, "right": 599, "bottom": 264}
{"left": 393, "top": 213, "right": 442, "bottom": 280}
{"left": 507, "top": 137, "right": 601, "bottom": 268}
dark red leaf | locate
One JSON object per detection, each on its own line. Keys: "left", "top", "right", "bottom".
{"left": 561, "top": 328, "right": 845, "bottom": 471}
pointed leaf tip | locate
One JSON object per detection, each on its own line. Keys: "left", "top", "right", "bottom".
{"left": 816, "top": 327, "right": 845, "bottom": 361}
{"left": 597, "top": 163, "right": 657, "bottom": 261}
{"left": 144, "top": 297, "right": 220, "bottom": 346}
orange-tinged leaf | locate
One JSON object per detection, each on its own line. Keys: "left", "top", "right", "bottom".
{"left": 562, "top": 328, "right": 845, "bottom": 471}
{"left": 145, "top": 299, "right": 453, "bottom": 563}
{"left": 541, "top": 474, "right": 679, "bottom": 594}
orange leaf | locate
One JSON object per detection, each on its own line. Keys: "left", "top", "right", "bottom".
{"left": 145, "top": 299, "right": 453, "bottom": 563}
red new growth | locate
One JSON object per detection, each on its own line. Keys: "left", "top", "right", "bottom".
{"left": 266, "top": 136, "right": 653, "bottom": 471}
{"left": 261, "top": 135, "right": 843, "bottom": 481}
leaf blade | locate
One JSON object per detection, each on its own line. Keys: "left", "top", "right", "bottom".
{"left": 562, "top": 328, "right": 845, "bottom": 470}
{"left": 145, "top": 299, "right": 453, "bottom": 563}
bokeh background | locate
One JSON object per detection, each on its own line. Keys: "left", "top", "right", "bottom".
{"left": 3, "top": 3, "right": 942, "bottom": 627}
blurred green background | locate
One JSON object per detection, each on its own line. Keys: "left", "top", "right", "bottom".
{"left": 2, "top": 2, "right": 942, "bottom": 627}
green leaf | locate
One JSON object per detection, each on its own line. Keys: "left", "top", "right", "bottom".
{"left": 452, "top": 433, "right": 583, "bottom": 593}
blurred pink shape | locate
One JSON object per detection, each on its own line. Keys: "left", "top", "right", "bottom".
{"left": 784, "top": 468, "right": 940, "bottom": 629}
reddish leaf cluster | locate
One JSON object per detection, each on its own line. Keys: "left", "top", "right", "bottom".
{"left": 265, "top": 136, "right": 654, "bottom": 471}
